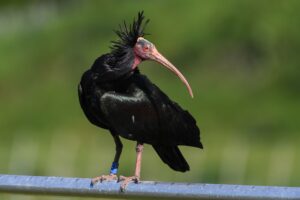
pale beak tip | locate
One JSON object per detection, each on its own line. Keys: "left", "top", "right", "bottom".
{"left": 190, "top": 92, "right": 194, "bottom": 98}
{"left": 187, "top": 86, "right": 194, "bottom": 98}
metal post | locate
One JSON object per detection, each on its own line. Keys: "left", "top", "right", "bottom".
{"left": 0, "top": 174, "right": 300, "bottom": 199}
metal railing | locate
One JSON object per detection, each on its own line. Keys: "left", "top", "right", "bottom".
{"left": 1, "top": 174, "right": 300, "bottom": 199}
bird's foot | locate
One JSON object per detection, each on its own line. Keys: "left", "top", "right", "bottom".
{"left": 118, "top": 175, "right": 139, "bottom": 192}
{"left": 90, "top": 174, "right": 118, "bottom": 186}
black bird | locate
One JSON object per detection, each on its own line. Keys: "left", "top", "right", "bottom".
{"left": 78, "top": 12, "right": 202, "bottom": 190}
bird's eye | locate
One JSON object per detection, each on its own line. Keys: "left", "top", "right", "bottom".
{"left": 143, "top": 46, "right": 149, "bottom": 51}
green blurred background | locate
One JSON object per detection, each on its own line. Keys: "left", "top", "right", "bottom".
{"left": 0, "top": 0, "right": 299, "bottom": 199}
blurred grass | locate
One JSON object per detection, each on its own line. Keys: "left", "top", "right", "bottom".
{"left": 0, "top": 0, "right": 300, "bottom": 199}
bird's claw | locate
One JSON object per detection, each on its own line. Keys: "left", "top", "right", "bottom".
{"left": 90, "top": 174, "right": 118, "bottom": 186}
{"left": 118, "top": 175, "right": 139, "bottom": 192}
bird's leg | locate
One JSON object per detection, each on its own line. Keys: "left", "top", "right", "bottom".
{"left": 91, "top": 134, "right": 123, "bottom": 185}
{"left": 119, "top": 142, "right": 143, "bottom": 191}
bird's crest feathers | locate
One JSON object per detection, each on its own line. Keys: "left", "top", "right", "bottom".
{"left": 111, "top": 11, "right": 149, "bottom": 53}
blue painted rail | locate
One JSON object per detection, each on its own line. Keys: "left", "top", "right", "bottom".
{"left": 0, "top": 174, "right": 300, "bottom": 199}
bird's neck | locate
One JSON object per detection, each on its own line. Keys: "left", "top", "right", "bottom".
{"left": 113, "top": 48, "right": 136, "bottom": 70}
{"left": 132, "top": 55, "right": 142, "bottom": 70}
{"left": 91, "top": 48, "right": 138, "bottom": 83}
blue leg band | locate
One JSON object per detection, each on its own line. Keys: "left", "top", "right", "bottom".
{"left": 110, "top": 162, "right": 119, "bottom": 174}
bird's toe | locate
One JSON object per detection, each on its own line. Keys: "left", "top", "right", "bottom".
{"left": 118, "top": 175, "right": 139, "bottom": 192}
{"left": 91, "top": 174, "right": 118, "bottom": 186}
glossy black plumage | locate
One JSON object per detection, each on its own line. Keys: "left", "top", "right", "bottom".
{"left": 78, "top": 12, "right": 202, "bottom": 173}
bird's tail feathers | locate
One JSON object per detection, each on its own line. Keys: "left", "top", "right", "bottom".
{"left": 152, "top": 145, "right": 189, "bottom": 172}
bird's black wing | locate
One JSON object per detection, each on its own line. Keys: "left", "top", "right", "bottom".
{"left": 99, "top": 72, "right": 202, "bottom": 147}
{"left": 99, "top": 82, "right": 161, "bottom": 143}
{"left": 99, "top": 72, "right": 202, "bottom": 172}
{"left": 135, "top": 73, "right": 203, "bottom": 148}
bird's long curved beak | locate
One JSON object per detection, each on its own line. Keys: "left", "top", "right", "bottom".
{"left": 150, "top": 48, "right": 194, "bottom": 98}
